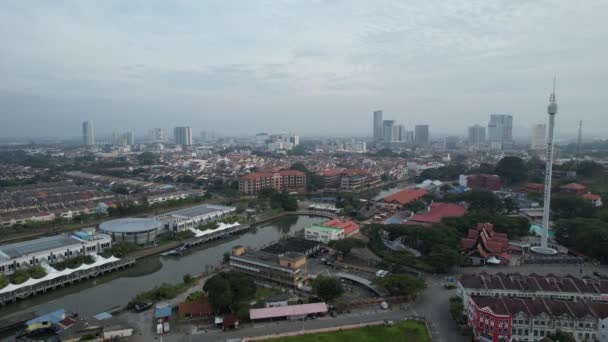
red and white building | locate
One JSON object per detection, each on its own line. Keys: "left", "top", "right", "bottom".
{"left": 468, "top": 296, "right": 512, "bottom": 342}
{"left": 321, "top": 218, "right": 360, "bottom": 236}
{"left": 239, "top": 170, "right": 306, "bottom": 195}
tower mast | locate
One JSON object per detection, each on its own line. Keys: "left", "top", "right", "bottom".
{"left": 532, "top": 79, "right": 559, "bottom": 255}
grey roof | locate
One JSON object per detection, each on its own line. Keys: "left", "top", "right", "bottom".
{"left": 167, "top": 204, "right": 234, "bottom": 218}
{"left": 0, "top": 235, "right": 81, "bottom": 259}
{"left": 99, "top": 217, "right": 162, "bottom": 233}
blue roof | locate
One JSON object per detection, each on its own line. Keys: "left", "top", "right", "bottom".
{"left": 384, "top": 217, "right": 404, "bottom": 225}
{"left": 93, "top": 312, "right": 112, "bottom": 320}
{"left": 154, "top": 305, "right": 172, "bottom": 318}
{"left": 73, "top": 231, "right": 91, "bottom": 240}
{"left": 27, "top": 309, "right": 66, "bottom": 326}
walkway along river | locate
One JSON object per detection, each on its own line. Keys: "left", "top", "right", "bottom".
{"left": 0, "top": 215, "right": 326, "bottom": 320}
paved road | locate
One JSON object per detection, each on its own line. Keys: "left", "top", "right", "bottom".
{"left": 124, "top": 275, "right": 463, "bottom": 342}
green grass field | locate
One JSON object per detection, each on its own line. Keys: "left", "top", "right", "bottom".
{"left": 271, "top": 320, "right": 431, "bottom": 342}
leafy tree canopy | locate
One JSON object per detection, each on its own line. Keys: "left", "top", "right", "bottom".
{"left": 311, "top": 276, "right": 344, "bottom": 301}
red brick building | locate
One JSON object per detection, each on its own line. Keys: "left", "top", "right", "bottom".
{"left": 239, "top": 170, "right": 306, "bottom": 195}
{"left": 467, "top": 174, "right": 502, "bottom": 191}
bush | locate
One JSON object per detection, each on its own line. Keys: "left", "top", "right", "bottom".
{"left": 199, "top": 221, "right": 219, "bottom": 231}
{"left": 0, "top": 275, "right": 8, "bottom": 289}
{"left": 100, "top": 242, "right": 137, "bottom": 258}
{"left": 311, "top": 277, "right": 344, "bottom": 302}
{"left": 187, "top": 291, "right": 204, "bottom": 302}
{"left": 9, "top": 266, "right": 47, "bottom": 284}
{"left": 128, "top": 283, "right": 180, "bottom": 308}
{"left": 53, "top": 255, "right": 95, "bottom": 271}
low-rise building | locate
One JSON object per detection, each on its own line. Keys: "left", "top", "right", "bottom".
{"left": 467, "top": 295, "right": 608, "bottom": 342}
{"left": 239, "top": 170, "right": 306, "bottom": 195}
{"left": 159, "top": 204, "right": 236, "bottom": 232}
{"left": 229, "top": 246, "right": 307, "bottom": 288}
{"left": 0, "top": 232, "right": 112, "bottom": 275}
{"left": 466, "top": 174, "right": 502, "bottom": 191}
{"left": 459, "top": 223, "right": 514, "bottom": 265}
{"left": 321, "top": 218, "right": 360, "bottom": 236}
{"left": 383, "top": 188, "right": 428, "bottom": 206}
{"left": 458, "top": 272, "right": 608, "bottom": 306}
{"left": 304, "top": 224, "right": 344, "bottom": 243}
{"left": 407, "top": 202, "right": 466, "bottom": 225}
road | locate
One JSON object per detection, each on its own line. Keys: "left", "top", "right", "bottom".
{"left": 123, "top": 273, "right": 463, "bottom": 342}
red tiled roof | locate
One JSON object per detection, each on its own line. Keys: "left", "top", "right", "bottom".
{"left": 321, "top": 169, "right": 343, "bottom": 177}
{"left": 178, "top": 297, "right": 212, "bottom": 318}
{"left": 409, "top": 202, "right": 466, "bottom": 224}
{"left": 240, "top": 170, "right": 305, "bottom": 180}
{"left": 525, "top": 183, "right": 544, "bottom": 192}
{"left": 322, "top": 218, "right": 360, "bottom": 236}
{"left": 383, "top": 188, "right": 428, "bottom": 205}
{"left": 582, "top": 193, "right": 601, "bottom": 201}
{"left": 560, "top": 183, "right": 586, "bottom": 190}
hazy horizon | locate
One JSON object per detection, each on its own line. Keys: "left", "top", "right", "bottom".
{"left": 1, "top": 1, "right": 607, "bottom": 138}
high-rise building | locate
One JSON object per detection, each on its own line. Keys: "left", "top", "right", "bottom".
{"left": 468, "top": 124, "right": 486, "bottom": 145}
{"left": 382, "top": 120, "right": 395, "bottom": 142}
{"left": 405, "top": 130, "right": 414, "bottom": 143}
{"left": 125, "top": 131, "right": 135, "bottom": 146}
{"left": 148, "top": 128, "right": 164, "bottom": 142}
{"left": 396, "top": 124, "right": 406, "bottom": 142}
{"left": 414, "top": 125, "right": 429, "bottom": 146}
{"left": 174, "top": 126, "right": 193, "bottom": 146}
{"left": 531, "top": 124, "right": 546, "bottom": 150}
{"left": 290, "top": 135, "right": 300, "bottom": 146}
{"left": 373, "top": 110, "right": 383, "bottom": 141}
{"left": 488, "top": 114, "right": 513, "bottom": 149}
{"left": 82, "top": 121, "right": 95, "bottom": 146}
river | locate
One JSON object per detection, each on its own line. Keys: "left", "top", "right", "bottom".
{"left": 0, "top": 215, "right": 325, "bottom": 321}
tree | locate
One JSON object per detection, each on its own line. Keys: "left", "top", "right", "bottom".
{"left": 495, "top": 156, "right": 527, "bottom": 185}
{"left": 576, "top": 160, "right": 603, "bottom": 178}
{"left": 554, "top": 218, "right": 608, "bottom": 261}
{"left": 404, "top": 200, "right": 426, "bottom": 213}
{"left": 203, "top": 272, "right": 256, "bottom": 313}
{"left": 311, "top": 276, "right": 344, "bottom": 301}
{"left": 111, "top": 184, "right": 129, "bottom": 195}
{"left": 546, "top": 330, "right": 576, "bottom": 342}
{"left": 426, "top": 246, "right": 461, "bottom": 273}
{"left": 329, "top": 238, "right": 365, "bottom": 256}
{"left": 376, "top": 274, "right": 425, "bottom": 296}
{"left": 289, "top": 162, "right": 322, "bottom": 191}
{"left": 203, "top": 275, "right": 233, "bottom": 312}
{"left": 449, "top": 296, "right": 466, "bottom": 324}
{"left": 137, "top": 152, "right": 159, "bottom": 165}
{"left": 177, "top": 175, "right": 196, "bottom": 183}
{"left": 551, "top": 195, "right": 595, "bottom": 219}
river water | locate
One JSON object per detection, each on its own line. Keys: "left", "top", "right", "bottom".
{"left": 0, "top": 215, "right": 325, "bottom": 321}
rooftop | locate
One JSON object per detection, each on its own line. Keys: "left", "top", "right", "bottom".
{"left": 0, "top": 235, "right": 82, "bottom": 260}
{"left": 261, "top": 237, "right": 320, "bottom": 255}
{"left": 383, "top": 188, "right": 428, "bottom": 205}
{"left": 167, "top": 204, "right": 235, "bottom": 218}
{"left": 250, "top": 302, "right": 328, "bottom": 320}
{"left": 99, "top": 217, "right": 162, "bottom": 233}
{"left": 409, "top": 202, "right": 466, "bottom": 224}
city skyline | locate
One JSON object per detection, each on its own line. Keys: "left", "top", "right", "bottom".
{"left": 1, "top": 1, "right": 607, "bottom": 138}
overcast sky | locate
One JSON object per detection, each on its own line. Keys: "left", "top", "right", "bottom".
{"left": 1, "top": 1, "right": 606, "bottom": 139}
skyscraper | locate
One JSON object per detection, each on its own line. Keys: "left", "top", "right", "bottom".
{"left": 149, "top": 128, "right": 164, "bottom": 142}
{"left": 174, "top": 127, "right": 193, "bottom": 146}
{"left": 405, "top": 130, "right": 414, "bottom": 143}
{"left": 382, "top": 120, "right": 395, "bottom": 141}
{"left": 373, "top": 110, "right": 383, "bottom": 141}
{"left": 414, "top": 125, "right": 429, "bottom": 146}
{"left": 82, "top": 120, "right": 95, "bottom": 146}
{"left": 488, "top": 114, "right": 513, "bottom": 149}
{"left": 468, "top": 124, "right": 486, "bottom": 145}
{"left": 531, "top": 124, "right": 546, "bottom": 150}
{"left": 396, "top": 124, "right": 406, "bottom": 142}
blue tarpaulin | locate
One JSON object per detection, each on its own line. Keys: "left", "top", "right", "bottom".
{"left": 154, "top": 305, "right": 172, "bottom": 319}
{"left": 27, "top": 309, "right": 66, "bottom": 326}
{"left": 93, "top": 312, "right": 112, "bottom": 320}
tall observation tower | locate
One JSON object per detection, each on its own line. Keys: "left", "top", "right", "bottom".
{"left": 531, "top": 81, "right": 559, "bottom": 255}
